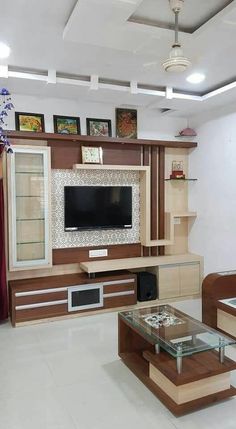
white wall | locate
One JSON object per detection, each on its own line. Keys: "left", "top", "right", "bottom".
{"left": 189, "top": 107, "right": 236, "bottom": 275}
{"left": 7, "top": 93, "right": 186, "bottom": 140}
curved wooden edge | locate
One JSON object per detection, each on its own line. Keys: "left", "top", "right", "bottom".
{"left": 202, "top": 272, "right": 236, "bottom": 328}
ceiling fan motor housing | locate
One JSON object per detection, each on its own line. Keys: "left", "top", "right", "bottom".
{"left": 169, "top": 0, "right": 184, "bottom": 13}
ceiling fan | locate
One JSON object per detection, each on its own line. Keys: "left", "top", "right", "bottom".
{"left": 163, "top": 0, "right": 191, "bottom": 72}
{"left": 143, "top": 0, "right": 191, "bottom": 72}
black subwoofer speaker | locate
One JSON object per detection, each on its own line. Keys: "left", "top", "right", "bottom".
{"left": 137, "top": 271, "right": 157, "bottom": 302}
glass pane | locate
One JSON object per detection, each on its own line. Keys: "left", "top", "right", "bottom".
{"left": 119, "top": 305, "right": 236, "bottom": 358}
{"left": 15, "top": 153, "right": 44, "bottom": 174}
{"left": 71, "top": 289, "right": 100, "bottom": 307}
{"left": 16, "top": 173, "right": 44, "bottom": 197}
{"left": 16, "top": 197, "right": 44, "bottom": 219}
{"left": 14, "top": 152, "right": 45, "bottom": 262}
{"left": 17, "top": 242, "right": 45, "bottom": 261}
{"left": 16, "top": 220, "right": 45, "bottom": 244}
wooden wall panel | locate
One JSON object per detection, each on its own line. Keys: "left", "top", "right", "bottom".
{"left": 100, "top": 142, "right": 141, "bottom": 166}
{"left": 49, "top": 140, "right": 142, "bottom": 169}
{"left": 53, "top": 243, "right": 142, "bottom": 265}
{"left": 50, "top": 142, "right": 81, "bottom": 169}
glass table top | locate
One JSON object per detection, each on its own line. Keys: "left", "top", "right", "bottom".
{"left": 119, "top": 305, "right": 236, "bottom": 358}
{"left": 219, "top": 298, "right": 236, "bottom": 309}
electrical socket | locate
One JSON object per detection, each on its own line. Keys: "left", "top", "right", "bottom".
{"left": 89, "top": 249, "right": 108, "bottom": 258}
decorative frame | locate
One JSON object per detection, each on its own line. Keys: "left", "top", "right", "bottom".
{"left": 15, "top": 112, "right": 45, "bottom": 133}
{"left": 116, "top": 108, "right": 137, "bottom": 139}
{"left": 86, "top": 118, "right": 112, "bottom": 137}
{"left": 81, "top": 146, "right": 103, "bottom": 164}
{"left": 53, "top": 115, "right": 81, "bottom": 135}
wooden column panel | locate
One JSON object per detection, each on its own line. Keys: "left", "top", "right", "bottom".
{"left": 151, "top": 146, "right": 158, "bottom": 256}
{"left": 142, "top": 146, "right": 150, "bottom": 256}
{"left": 158, "top": 147, "right": 165, "bottom": 256}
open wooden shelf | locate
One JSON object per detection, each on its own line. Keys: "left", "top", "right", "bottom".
{"left": 172, "top": 212, "right": 197, "bottom": 218}
{"left": 80, "top": 253, "right": 202, "bottom": 274}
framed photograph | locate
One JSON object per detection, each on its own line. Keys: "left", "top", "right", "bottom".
{"left": 86, "top": 118, "right": 112, "bottom": 137}
{"left": 116, "top": 108, "right": 137, "bottom": 139}
{"left": 81, "top": 146, "right": 103, "bottom": 164}
{"left": 53, "top": 115, "right": 81, "bottom": 135}
{"left": 15, "top": 112, "right": 45, "bottom": 132}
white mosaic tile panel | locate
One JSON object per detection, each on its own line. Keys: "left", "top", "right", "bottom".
{"left": 51, "top": 169, "right": 140, "bottom": 248}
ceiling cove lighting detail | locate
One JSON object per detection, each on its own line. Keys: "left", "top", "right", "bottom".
{"left": 1, "top": 65, "right": 236, "bottom": 102}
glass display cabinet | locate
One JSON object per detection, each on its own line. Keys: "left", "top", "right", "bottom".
{"left": 7, "top": 146, "right": 52, "bottom": 270}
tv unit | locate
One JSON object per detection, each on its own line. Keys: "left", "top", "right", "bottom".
{"left": 64, "top": 186, "right": 132, "bottom": 231}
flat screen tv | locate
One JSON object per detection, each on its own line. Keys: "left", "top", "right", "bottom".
{"left": 64, "top": 186, "right": 132, "bottom": 231}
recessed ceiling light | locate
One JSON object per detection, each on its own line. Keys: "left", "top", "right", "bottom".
{"left": 0, "top": 42, "right": 11, "bottom": 59}
{"left": 186, "top": 73, "right": 205, "bottom": 84}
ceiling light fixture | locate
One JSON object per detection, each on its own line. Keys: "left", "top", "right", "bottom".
{"left": 0, "top": 42, "right": 11, "bottom": 59}
{"left": 187, "top": 73, "right": 205, "bottom": 84}
{"left": 163, "top": 0, "right": 191, "bottom": 73}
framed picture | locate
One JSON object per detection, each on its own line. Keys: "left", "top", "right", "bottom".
{"left": 86, "top": 118, "right": 112, "bottom": 137}
{"left": 15, "top": 112, "right": 45, "bottom": 132}
{"left": 116, "top": 108, "right": 137, "bottom": 139}
{"left": 53, "top": 115, "right": 81, "bottom": 135}
{"left": 81, "top": 146, "right": 103, "bottom": 164}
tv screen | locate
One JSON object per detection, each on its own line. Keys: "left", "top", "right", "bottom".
{"left": 64, "top": 186, "right": 132, "bottom": 231}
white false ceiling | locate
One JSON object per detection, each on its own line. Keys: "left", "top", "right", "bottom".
{"left": 130, "top": 0, "right": 233, "bottom": 32}
{"left": 1, "top": 0, "right": 236, "bottom": 116}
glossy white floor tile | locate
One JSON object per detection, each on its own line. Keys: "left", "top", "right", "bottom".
{"left": 0, "top": 298, "right": 236, "bottom": 429}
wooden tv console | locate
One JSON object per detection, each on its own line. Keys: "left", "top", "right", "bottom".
{"left": 9, "top": 271, "right": 137, "bottom": 326}
{"left": 9, "top": 253, "right": 203, "bottom": 326}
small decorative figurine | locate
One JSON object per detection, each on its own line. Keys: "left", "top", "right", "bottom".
{"left": 170, "top": 160, "right": 185, "bottom": 179}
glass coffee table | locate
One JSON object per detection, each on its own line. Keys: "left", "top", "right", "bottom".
{"left": 118, "top": 304, "right": 236, "bottom": 415}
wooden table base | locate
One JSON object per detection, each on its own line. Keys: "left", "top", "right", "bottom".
{"left": 118, "top": 316, "right": 236, "bottom": 416}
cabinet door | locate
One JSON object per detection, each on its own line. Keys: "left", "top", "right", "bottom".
{"left": 180, "top": 263, "right": 200, "bottom": 296}
{"left": 8, "top": 146, "right": 52, "bottom": 270}
{"left": 158, "top": 265, "right": 180, "bottom": 299}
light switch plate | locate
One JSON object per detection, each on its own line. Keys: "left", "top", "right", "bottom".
{"left": 89, "top": 249, "right": 108, "bottom": 258}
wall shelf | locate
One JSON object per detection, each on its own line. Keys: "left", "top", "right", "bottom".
{"left": 7, "top": 130, "right": 197, "bottom": 149}
{"left": 172, "top": 212, "right": 197, "bottom": 218}
{"left": 165, "top": 178, "right": 197, "bottom": 181}
{"left": 73, "top": 164, "right": 148, "bottom": 171}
